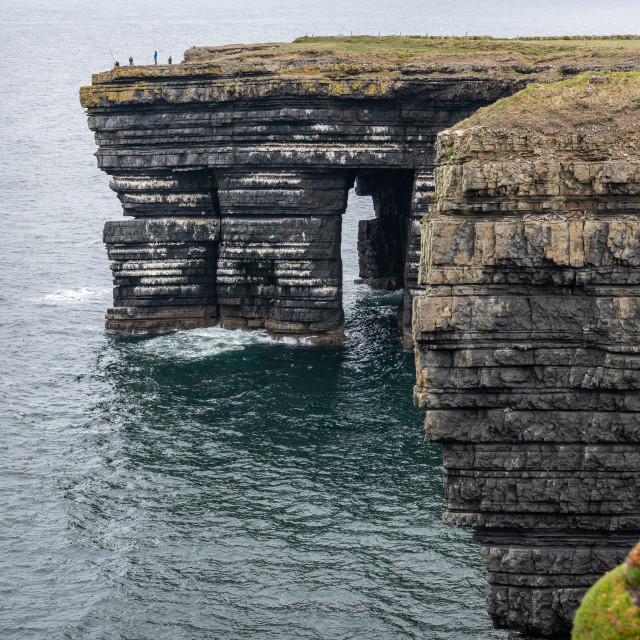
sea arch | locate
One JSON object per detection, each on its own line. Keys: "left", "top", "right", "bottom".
{"left": 81, "top": 39, "right": 640, "bottom": 639}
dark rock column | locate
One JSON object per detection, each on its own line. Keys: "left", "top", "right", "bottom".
{"left": 215, "top": 170, "right": 350, "bottom": 344}
{"left": 400, "top": 170, "right": 434, "bottom": 349}
{"left": 354, "top": 171, "right": 413, "bottom": 291}
{"left": 413, "top": 129, "right": 640, "bottom": 638}
{"left": 353, "top": 170, "right": 419, "bottom": 347}
{"left": 103, "top": 172, "right": 220, "bottom": 332}
{"left": 356, "top": 217, "right": 404, "bottom": 290}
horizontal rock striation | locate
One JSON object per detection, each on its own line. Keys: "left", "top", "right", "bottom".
{"left": 414, "top": 74, "right": 640, "bottom": 638}
{"left": 82, "top": 36, "right": 640, "bottom": 345}
{"left": 82, "top": 41, "right": 640, "bottom": 637}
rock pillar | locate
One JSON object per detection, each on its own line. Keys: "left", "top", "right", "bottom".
{"left": 413, "top": 128, "right": 640, "bottom": 638}
{"left": 215, "top": 170, "right": 350, "bottom": 344}
{"left": 103, "top": 172, "right": 220, "bottom": 331}
{"left": 352, "top": 170, "right": 427, "bottom": 348}
{"left": 354, "top": 171, "right": 413, "bottom": 291}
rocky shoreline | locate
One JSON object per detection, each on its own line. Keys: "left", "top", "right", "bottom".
{"left": 81, "top": 40, "right": 640, "bottom": 637}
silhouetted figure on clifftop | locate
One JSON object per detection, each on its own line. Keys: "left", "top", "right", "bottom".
{"left": 154, "top": 50, "right": 157, "bottom": 65}
{"left": 129, "top": 56, "right": 133, "bottom": 66}
{"left": 168, "top": 56, "right": 172, "bottom": 64}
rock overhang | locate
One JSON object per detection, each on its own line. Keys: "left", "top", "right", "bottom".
{"left": 80, "top": 37, "right": 640, "bottom": 638}
{"left": 81, "top": 36, "right": 640, "bottom": 109}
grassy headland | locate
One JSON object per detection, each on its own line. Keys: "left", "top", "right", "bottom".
{"left": 179, "top": 35, "right": 640, "bottom": 81}
{"left": 444, "top": 70, "right": 640, "bottom": 154}
{"left": 87, "top": 35, "right": 640, "bottom": 113}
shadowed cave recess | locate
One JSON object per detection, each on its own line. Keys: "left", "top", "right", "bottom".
{"left": 81, "top": 42, "right": 640, "bottom": 640}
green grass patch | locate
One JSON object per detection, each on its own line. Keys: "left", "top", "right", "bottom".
{"left": 573, "top": 564, "right": 640, "bottom": 640}
{"left": 449, "top": 71, "right": 640, "bottom": 134}
{"left": 285, "top": 35, "right": 640, "bottom": 60}
{"left": 182, "top": 34, "right": 640, "bottom": 75}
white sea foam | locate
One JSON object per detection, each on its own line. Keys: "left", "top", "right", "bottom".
{"left": 31, "top": 287, "right": 111, "bottom": 305}
{"left": 137, "top": 325, "right": 303, "bottom": 360}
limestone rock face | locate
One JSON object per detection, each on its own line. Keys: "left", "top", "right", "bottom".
{"left": 82, "top": 44, "right": 640, "bottom": 638}
{"left": 80, "top": 58, "right": 522, "bottom": 344}
{"left": 80, "top": 41, "right": 640, "bottom": 346}
{"left": 415, "top": 113, "right": 640, "bottom": 637}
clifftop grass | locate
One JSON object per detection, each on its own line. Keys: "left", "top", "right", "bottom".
{"left": 92, "top": 35, "right": 640, "bottom": 85}
{"left": 441, "top": 71, "right": 640, "bottom": 157}
{"left": 188, "top": 35, "right": 640, "bottom": 65}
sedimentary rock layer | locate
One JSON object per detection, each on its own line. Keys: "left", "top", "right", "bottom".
{"left": 80, "top": 38, "right": 640, "bottom": 345}
{"left": 414, "top": 83, "right": 640, "bottom": 637}
{"left": 82, "top": 39, "right": 586, "bottom": 345}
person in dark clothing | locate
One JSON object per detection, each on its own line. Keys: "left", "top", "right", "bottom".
{"left": 129, "top": 56, "right": 133, "bottom": 65}
{"left": 168, "top": 56, "right": 172, "bottom": 64}
{"left": 154, "top": 50, "right": 157, "bottom": 65}
{"left": 114, "top": 61, "right": 120, "bottom": 66}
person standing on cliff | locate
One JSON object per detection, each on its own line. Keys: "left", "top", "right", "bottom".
{"left": 168, "top": 56, "right": 172, "bottom": 64}
{"left": 154, "top": 50, "right": 157, "bottom": 65}
{"left": 129, "top": 56, "right": 133, "bottom": 66}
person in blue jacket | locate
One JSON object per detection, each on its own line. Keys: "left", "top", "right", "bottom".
{"left": 154, "top": 50, "right": 157, "bottom": 65}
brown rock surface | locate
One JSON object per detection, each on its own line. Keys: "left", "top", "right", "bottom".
{"left": 415, "top": 72, "right": 640, "bottom": 638}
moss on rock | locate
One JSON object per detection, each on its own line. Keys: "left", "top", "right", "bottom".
{"left": 572, "top": 542, "right": 640, "bottom": 640}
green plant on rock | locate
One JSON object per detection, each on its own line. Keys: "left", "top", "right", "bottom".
{"left": 572, "top": 541, "right": 640, "bottom": 640}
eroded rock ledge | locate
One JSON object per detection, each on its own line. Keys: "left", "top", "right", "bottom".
{"left": 414, "top": 72, "right": 640, "bottom": 638}
{"left": 80, "top": 37, "right": 640, "bottom": 347}
{"left": 82, "top": 40, "right": 640, "bottom": 638}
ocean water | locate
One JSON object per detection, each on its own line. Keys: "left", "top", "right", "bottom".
{"left": 3, "top": 1, "right": 640, "bottom": 638}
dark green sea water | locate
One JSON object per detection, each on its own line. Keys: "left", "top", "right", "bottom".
{"left": 3, "top": 1, "right": 640, "bottom": 637}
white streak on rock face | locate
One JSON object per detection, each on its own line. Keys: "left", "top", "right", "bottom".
{"left": 310, "top": 124, "right": 335, "bottom": 133}
{"left": 111, "top": 177, "right": 180, "bottom": 191}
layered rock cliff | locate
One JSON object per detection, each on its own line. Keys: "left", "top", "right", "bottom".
{"left": 414, "top": 72, "right": 640, "bottom": 638}
{"left": 80, "top": 36, "right": 640, "bottom": 347}
{"left": 81, "top": 39, "right": 640, "bottom": 638}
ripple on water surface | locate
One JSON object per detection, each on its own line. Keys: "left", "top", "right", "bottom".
{"left": 1, "top": 93, "right": 503, "bottom": 639}
{"left": 2, "top": 246, "right": 501, "bottom": 640}
{"left": 43, "top": 289, "right": 498, "bottom": 640}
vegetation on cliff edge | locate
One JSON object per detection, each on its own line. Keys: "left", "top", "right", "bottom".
{"left": 176, "top": 35, "right": 640, "bottom": 81}
{"left": 89, "top": 35, "right": 640, "bottom": 86}
{"left": 572, "top": 542, "right": 640, "bottom": 640}
{"left": 439, "top": 71, "right": 640, "bottom": 158}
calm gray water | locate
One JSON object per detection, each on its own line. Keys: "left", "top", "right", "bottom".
{"left": 2, "top": 2, "right": 640, "bottom": 638}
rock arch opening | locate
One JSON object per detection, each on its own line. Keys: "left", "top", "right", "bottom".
{"left": 353, "top": 170, "right": 413, "bottom": 293}
{"left": 341, "top": 170, "right": 418, "bottom": 343}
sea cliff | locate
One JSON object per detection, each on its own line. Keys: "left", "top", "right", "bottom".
{"left": 415, "top": 71, "right": 640, "bottom": 638}
{"left": 80, "top": 38, "right": 640, "bottom": 638}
